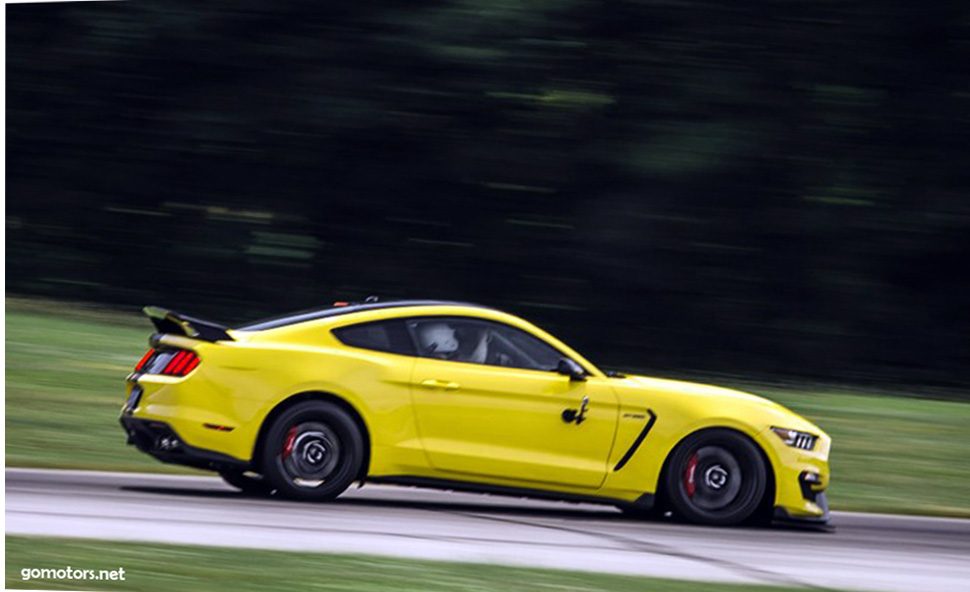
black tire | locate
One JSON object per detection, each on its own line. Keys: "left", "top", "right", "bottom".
{"left": 259, "top": 401, "right": 364, "bottom": 502}
{"left": 219, "top": 469, "right": 272, "bottom": 496}
{"left": 663, "top": 429, "right": 767, "bottom": 526}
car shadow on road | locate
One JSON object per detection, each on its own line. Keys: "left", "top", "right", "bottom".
{"left": 121, "top": 485, "right": 246, "bottom": 499}
{"left": 330, "top": 497, "right": 829, "bottom": 532}
{"left": 336, "top": 496, "right": 630, "bottom": 521}
{"left": 120, "top": 484, "right": 828, "bottom": 532}
{"left": 121, "top": 484, "right": 626, "bottom": 520}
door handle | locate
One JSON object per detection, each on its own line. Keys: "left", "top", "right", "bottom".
{"left": 419, "top": 379, "right": 461, "bottom": 391}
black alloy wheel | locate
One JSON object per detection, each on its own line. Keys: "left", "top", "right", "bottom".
{"left": 664, "top": 429, "right": 767, "bottom": 526}
{"left": 260, "top": 401, "right": 364, "bottom": 501}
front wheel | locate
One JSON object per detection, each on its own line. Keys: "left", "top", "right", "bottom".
{"left": 664, "top": 429, "right": 767, "bottom": 526}
{"left": 259, "top": 401, "right": 364, "bottom": 502}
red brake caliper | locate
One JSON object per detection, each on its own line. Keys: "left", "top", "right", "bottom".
{"left": 684, "top": 452, "right": 698, "bottom": 498}
{"left": 281, "top": 426, "right": 298, "bottom": 459}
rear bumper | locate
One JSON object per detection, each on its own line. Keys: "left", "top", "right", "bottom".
{"left": 119, "top": 415, "right": 247, "bottom": 472}
{"left": 121, "top": 367, "right": 257, "bottom": 463}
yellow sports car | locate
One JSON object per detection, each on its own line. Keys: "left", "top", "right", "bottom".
{"left": 120, "top": 299, "right": 830, "bottom": 526}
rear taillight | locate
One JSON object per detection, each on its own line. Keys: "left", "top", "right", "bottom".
{"left": 134, "top": 349, "right": 154, "bottom": 371}
{"left": 134, "top": 349, "right": 200, "bottom": 377}
{"left": 161, "top": 351, "right": 200, "bottom": 376}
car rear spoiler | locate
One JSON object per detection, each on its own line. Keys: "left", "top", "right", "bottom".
{"left": 143, "top": 306, "right": 235, "bottom": 342}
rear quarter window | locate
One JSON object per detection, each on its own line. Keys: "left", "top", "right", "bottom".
{"left": 332, "top": 320, "right": 416, "bottom": 356}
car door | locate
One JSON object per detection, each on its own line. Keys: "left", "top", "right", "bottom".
{"left": 406, "top": 316, "right": 618, "bottom": 489}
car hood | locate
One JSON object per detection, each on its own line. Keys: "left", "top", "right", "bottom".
{"left": 621, "top": 374, "right": 821, "bottom": 432}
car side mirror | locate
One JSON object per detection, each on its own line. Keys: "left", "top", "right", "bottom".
{"left": 556, "top": 358, "right": 587, "bottom": 381}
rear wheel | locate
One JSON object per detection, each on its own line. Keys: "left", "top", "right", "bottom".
{"left": 664, "top": 429, "right": 766, "bottom": 526}
{"left": 259, "top": 401, "right": 364, "bottom": 501}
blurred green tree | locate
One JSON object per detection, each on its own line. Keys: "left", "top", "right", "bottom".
{"left": 7, "top": 0, "right": 970, "bottom": 390}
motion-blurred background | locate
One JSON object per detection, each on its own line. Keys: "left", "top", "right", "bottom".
{"left": 6, "top": 8, "right": 970, "bottom": 580}
{"left": 7, "top": 1, "right": 970, "bottom": 389}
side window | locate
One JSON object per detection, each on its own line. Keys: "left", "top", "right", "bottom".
{"left": 332, "top": 320, "right": 416, "bottom": 356}
{"left": 407, "top": 317, "right": 565, "bottom": 372}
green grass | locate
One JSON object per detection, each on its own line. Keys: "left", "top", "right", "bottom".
{"left": 5, "top": 536, "right": 815, "bottom": 592}
{"left": 753, "top": 385, "right": 970, "bottom": 517}
{"left": 5, "top": 298, "right": 970, "bottom": 516}
{"left": 5, "top": 300, "right": 185, "bottom": 473}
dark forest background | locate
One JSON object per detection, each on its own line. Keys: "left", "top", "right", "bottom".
{"left": 7, "top": 1, "right": 970, "bottom": 390}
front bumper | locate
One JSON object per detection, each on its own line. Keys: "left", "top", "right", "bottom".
{"left": 774, "top": 470, "right": 830, "bottom": 525}
{"left": 774, "top": 492, "right": 830, "bottom": 525}
{"left": 120, "top": 415, "right": 247, "bottom": 472}
{"left": 759, "top": 426, "right": 831, "bottom": 524}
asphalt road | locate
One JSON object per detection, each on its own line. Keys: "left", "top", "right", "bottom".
{"left": 6, "top": 468, "right": 970, "bottom": 592}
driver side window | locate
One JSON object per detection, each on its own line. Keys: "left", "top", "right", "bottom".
{"left": 407, "top": 317, "right": 565, "bottom": 372}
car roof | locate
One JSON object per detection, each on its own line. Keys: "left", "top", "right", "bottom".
{"left": 236, "top": 300, "right": 493, "bottom": 331}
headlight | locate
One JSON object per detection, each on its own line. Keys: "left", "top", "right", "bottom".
{"left": 771, "top": 427, "right": 817, "bottom": 451}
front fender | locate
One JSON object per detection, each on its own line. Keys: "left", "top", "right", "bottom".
{"left": 601, "top": 411, "right": 770, "bottom": 500}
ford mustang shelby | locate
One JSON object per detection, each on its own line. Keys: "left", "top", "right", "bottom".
{"left": 120, "top": 299, "right": 830, "bottom": 526}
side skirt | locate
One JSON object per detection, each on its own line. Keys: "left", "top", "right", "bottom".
{"left": 366, "top": 475, "right": 653, "bottom": 512}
